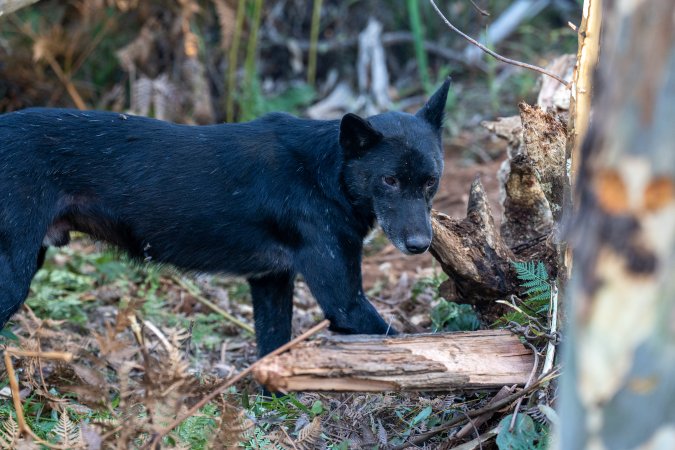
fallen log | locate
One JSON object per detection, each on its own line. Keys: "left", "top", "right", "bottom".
{"left": 253, "top": 330, "right": 534, "bottom": 392}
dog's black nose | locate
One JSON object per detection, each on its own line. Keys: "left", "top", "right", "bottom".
{"left": 405, "top": 236, "right": 431, "bottom": 254}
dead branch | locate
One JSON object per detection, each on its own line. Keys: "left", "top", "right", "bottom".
{"left": 568, "top": 0, "right": 602, "bottom": 184}
{"left": 429, "top": 0, "right": 570, "bottom": 88}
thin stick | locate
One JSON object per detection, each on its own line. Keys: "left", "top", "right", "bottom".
{"left": 4, "top": 351, "right": 27, "bottom": 433}
{"left": 3, "top": 350, "right": 75, "bottom": 449}
{"left": 429, "top": 0, "right": 570, "bottom": 88}
{"left": 142, "top": 319, "right": 331, "bottom": 449}
{"left": 5, "top": 349, "right": 74, "bottom": 361}
{"left": 307, "top": 0, "right": 323, "bottom": 86}
{"left": 542, "top": 283, "right": 558, "bottom": 377}
{"left": 468, "top": 0, "right": 490, "bottom": 17}
{"left": 509, "top": 342, "right": 540, "bottom": 431}
{"left": 172, "top": 276, "right": 255, "bottom": 334}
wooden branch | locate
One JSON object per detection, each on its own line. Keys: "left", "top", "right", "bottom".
{"left": 253, "top": 330, "right": 534, "bottom": 392}
{"left": 429, "top": 0, "right": 570, "bottom": 88}
{"left": 432, "top": 102, "right": 565, "bottom": 310}
{"left": 569, "top": 0, "right": 602, "bottom": 186}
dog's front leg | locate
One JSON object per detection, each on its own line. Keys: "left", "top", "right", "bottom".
{"left": 296, "top": 243, "right": 397, "bottom": 336}
{"left": 248, "top": 271, "right": 296, "bottom": 357}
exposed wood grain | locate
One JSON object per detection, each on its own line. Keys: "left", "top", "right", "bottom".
{"left": 253, "top": 330, "right": 534, "bottom": 392}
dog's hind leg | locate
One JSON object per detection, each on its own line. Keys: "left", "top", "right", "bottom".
{"left": 0, "top": 234, "right": 43, "bottom": 328}
{"left": 36, "top": 246, "right": 48, "bottom": 273}
{"left": 248, "top": 271, "right": 295, "bottom": 357}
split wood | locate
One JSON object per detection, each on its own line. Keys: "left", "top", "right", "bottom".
{"left": 253, "top": 330, "right": 533, "bottom": 392}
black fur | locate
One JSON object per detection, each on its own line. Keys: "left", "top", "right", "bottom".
{"left": 0, "top": 78, "right": 451, "bottom": 356}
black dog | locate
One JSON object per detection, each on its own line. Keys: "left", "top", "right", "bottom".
{"left": 0, "top": 78, "right": 450, "bottom": 357}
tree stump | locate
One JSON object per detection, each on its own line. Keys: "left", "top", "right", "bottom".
{"left": 430, "top": 102, "right": 567, "bottom": 316}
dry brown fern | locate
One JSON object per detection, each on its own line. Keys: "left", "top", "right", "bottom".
{"left": 50, "top": 410, "right": 85, "bottom": 449}
{"left": 273, "top": 416, "right": 323, "bottom": 450}
{"left": 212, "top": 0, "right": 236, "bottom": 50}
{"left": 294, "top": 416, "right": 323, "bottom": 450}
{"left": 0, "top": 415, "right": 20, "bottom": 449}
{"left": 211, "top": 398, "right": 253, "bottom": 449}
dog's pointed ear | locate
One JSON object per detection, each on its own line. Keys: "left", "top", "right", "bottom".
{"left": 416, "top": 77, "right": 451, "bottom": 130}
{"left": 339, "top": 113, "right": 383, "bottom": 158}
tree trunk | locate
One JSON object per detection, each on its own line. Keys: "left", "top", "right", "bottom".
{"left": 560, "top": 1, "right": 675, "bottom": 448}
{"left": 253, "top": 330, "right": 534, "bottom": 392}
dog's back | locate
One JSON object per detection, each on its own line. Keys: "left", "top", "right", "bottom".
{"left": 0, "top": 109, "right": 348, "bottom": 272}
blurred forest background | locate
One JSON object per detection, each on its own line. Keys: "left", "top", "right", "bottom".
{"left": 0, "top": 1, "right": 581, "bottom": 449}
{"left": 0, "top": 0, "right": 578, "bottom": 124}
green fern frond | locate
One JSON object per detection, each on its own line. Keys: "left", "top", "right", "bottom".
{"left": 512, "top": 261, "right": 550, "bottom": 300}
{"left": 523, "top": 285, "right": 548, "bottom": 297}
{"left": 529, "top": 291, "right": 552, "bottom": 302}
{"left": 496, "top": 261, "right": 552, "bottom": 327}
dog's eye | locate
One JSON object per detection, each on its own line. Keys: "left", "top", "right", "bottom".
{"left": 383, "top": 176, "right": 399, "bottom": 187}
{"left": 425, "top": 177, "right": 437, "bottom": 188}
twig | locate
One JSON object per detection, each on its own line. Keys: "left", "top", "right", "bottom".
{"left": 280, "top": 426, "right": 300, "bottom": 450}
{"left": 172, "top": 276, "right": 255, "bottom": 334}
{"left": 468, "top": 0, "right": 490, "bottom": 16}
{"left": 307, "top": 0, "right": 323, "bottom": 86}
{"left": 142, "top": 319, "right": 331, "bottom": 449}
{"left": 3, "top": 348, "right": 76, "bottom": 448}
{"left": 392, "top": 369, "right": 559, "bottom": 449}
{"left": 143, "top": 320, "right": 173, "bottom": 352}
{"left": 429, "top": 0, "right": 570, "bottom": 88}
{"left": 4, "top": 349, "right": 73, "bottom": 361}
{"left": 509, "top": 342, "right": 540, "bottom": 431}
{"left": 262, "top": 31, "right": 483, "bottom": 70}
{"left": 453, "top": 385, "right": 515, "bottom": 441}
{"left": 542, "top": 283, "right": 559, "bottom": 377}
